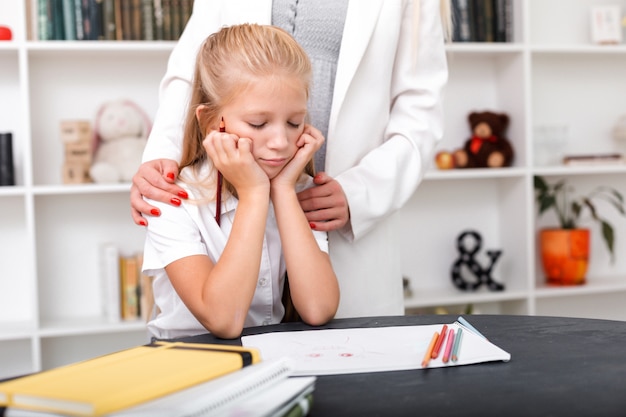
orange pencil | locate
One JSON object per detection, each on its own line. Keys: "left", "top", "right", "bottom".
{"left": 431, "top": 324, "right": 448, "bottom": 359}
{"left": 215, "top": 117, "right": 225, "bottom": 225}
{"left": 421, "top": 332, "right": 439, "bottom": 368}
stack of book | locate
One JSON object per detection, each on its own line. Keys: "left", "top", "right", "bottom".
{"left": 451, "top": 0, "right": 513, "bottom": 43}
{"left": 0, "top": 341, "right": 315, "bottom": 417}
{"left": 33, "top": 0, "right": 193, "bottom": 41}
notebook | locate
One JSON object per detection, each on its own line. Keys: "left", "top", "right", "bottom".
{"left": 0, "top": 341, "right": 260, "bottom": 417}
{"left": 3, "top": 359, "right": 314, "bottom": 417}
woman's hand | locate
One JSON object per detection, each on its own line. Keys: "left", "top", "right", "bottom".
{"left": 130, "top": 159, "right": 187, "bottom": 226}
{"left": 203, "top": 129, "right": 269, "bottom": 195}
{"left": 297, "top": 172, "right": 350, "bottom": 232}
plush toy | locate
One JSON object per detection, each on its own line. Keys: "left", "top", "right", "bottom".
{"left": 453, "top": 111, "right": 514, "bottom": 169}
{"left": 90, "top": 99, "right": 152, "bottom": 183}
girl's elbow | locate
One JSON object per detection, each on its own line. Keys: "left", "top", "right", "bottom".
{"left": 299, "top": 299, "right": 339, "bottom": 327}
{"left": 200, "top": 315, "right": 245, "bottom": 339}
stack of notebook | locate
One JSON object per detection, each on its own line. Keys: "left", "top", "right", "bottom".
{"left": 0, "top": 341, "right": 315, "bottom": 417}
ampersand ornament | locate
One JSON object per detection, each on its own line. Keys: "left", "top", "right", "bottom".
{"left": 451, "top": 230, "right": 505, "bottom": 292}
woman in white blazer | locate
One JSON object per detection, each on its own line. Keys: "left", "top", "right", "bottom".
{"left": 132, "top": 0, "right": 449, "bottom": 318}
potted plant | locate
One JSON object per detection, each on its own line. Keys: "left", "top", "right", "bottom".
{"left": 534, "top": 175, "right": 625, "bottom": 285}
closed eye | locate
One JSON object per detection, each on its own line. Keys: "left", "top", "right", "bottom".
{"left": 288, "top": 122, "right": 301, "bottom": 128}
{"left": 248, "top": 122, "right": 266, "bottom": 129}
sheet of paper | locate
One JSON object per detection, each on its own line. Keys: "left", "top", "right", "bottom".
{"left": 242, "top": 323, "right": 511, "bottom": 376}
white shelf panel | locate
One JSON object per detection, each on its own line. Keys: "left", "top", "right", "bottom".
{"left": 404, "top": 287, "right": 530, "bottom": 309}
{"left": 39, "top": 317, "right": 147, "bottom": 338}
{"left": 534, "top": 276, "right": 626, "bottom": 299}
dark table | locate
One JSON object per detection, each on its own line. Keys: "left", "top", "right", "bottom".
{"left": 178, "top": 314, "right": 626, "bottom": 417}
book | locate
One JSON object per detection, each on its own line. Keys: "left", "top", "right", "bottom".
{"left": 119, "top": 254, "right": 139, "bottom": 320}
{"left": 242, "top": 319, "right": 511, "bottom": 375}
{"left": 99, "top": 243, "right": 121, "bottom": 322}
{"left": 0, "top": 342, "right": 261, "bottom": 416}
{"left": 562, "top": 153, "right": 625, "bottom": 166}
{"left": 493, "top": 0, "right": 512, "bottom": 42}
{"left": 102, "top": 0, "right": 117, "bottom": 40}
{"left": 61, "top": 0, "right": 76, "bottom": 40}
{"left": 451, "top": 0, "right": 473, "bottom": 42}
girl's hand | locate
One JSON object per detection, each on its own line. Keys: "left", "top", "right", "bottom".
{"left": 272, "top": 124, "right": 324, "bottom": 188}
{"left": 203, "top": 129, "right": 269, "bottom": 195}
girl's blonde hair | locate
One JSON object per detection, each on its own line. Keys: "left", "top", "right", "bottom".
{"left": 180, "top": 24, "right": 313, "bottom": 197}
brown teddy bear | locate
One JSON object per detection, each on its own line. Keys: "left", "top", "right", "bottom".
{"left": 453, "top": 111, "right": 514, "bottom": 169}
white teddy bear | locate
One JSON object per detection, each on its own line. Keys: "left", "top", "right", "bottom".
{"left": 90, "top": 99, "right": 152, "bottom": 183}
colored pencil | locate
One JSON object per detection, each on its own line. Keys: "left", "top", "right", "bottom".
{"left": 451, "top": 327, "right": 463, "bottom": 362}
{"left": 442, "top": 329, "right": 455, "bottom": 363}
{"left": 421, "top": 332, "right": 439, "bottom": 368}
{"left": 431, "top": 324, "right": 448, "bottom": 359}
{"left": 215, "top": 117, "right": 225, "bottom": 225}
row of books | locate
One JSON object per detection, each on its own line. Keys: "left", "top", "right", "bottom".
{"left": 0, "top": 342, "right": 315, "bottom": 417}
{"left": 451, "top": 0, "right": 513, "bottom": 43}
{"left": 100, "top": 244, "right": 154, "bottom": 323}
{"left": 34, "top": 0, "right": 193, "bottom": 41}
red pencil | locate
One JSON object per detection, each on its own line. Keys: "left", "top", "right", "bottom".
{"left": 215, "top": 117, "right": 225, "bottom": 225}
{"left": 431, "top": 324, "right": 448, "bottom": 359}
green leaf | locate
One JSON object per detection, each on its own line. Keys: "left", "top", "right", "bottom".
{"left": 601, "top": 220, "right": 615, "bottom": 263}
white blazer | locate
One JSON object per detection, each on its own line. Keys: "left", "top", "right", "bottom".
{"left": 143, "top": 0, "right": 448, "bottom": 318}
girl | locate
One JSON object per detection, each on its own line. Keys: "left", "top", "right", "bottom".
{"left": 142, "top": 24, "right": 339, "bottom": 340}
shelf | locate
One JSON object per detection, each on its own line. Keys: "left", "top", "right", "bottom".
{"left": 534, "top": 276, "right": 626, "bottom": 299}
{"left": 424, "top": 167, "right": 527, "bottom": 180}
{"left": 404, "top": 287, "right": 529, "bottom": 309}
{"left": 39, "top": 317, "right": 148, "bottom": 338}
{"left": 32, "top": 183, "right": 131, "bottom": 195}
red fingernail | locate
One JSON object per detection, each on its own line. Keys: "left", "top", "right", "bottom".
{"left": 150, "top": 208, "right": 160, "bottom": 216}
{"left": 309, "top": 222, "right": 316, "bottom": 229}
{"left": 171, "top": 197, "right": 181, "bottom": 206}
{"left": 167, "top": 172, "right": 175, "bottom": 180}
{"left": 139, "top": 220, "right": 147, "bottom": 226}
{"left": 178, "top": 190, "right": 189, "bottom": 199}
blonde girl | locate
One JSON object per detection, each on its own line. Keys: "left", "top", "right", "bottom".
{"left": 142, "top": 24, "right": 339, "bottom": 339}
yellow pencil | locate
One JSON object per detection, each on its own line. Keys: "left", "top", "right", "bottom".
{"left": 421, "top": 331, "right": 439, "bottom": 368}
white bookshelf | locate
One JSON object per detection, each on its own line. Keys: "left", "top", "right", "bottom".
{"left": 1, "top": 0, "right": 626, "bottom": 377}
{"left": 402, "top": 0, "right": 626, "bottom": 320}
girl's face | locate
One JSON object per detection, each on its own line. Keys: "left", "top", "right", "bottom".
{"left": 220, "top": 75, "right": 308, "bottom": 179}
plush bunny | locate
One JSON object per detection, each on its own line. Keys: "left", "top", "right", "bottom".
{"left": 90, "top": 100, "right": 152, "bottom": 183}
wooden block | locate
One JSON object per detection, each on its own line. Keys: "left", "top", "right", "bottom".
{"left": 65, "top": 140, "right": 93, "bottom": 164}
{"left": 62, "top": 162, "right": 92, "bottom": 184}
{"left": 60, "top": 120, "right": 92, "bottom": 143}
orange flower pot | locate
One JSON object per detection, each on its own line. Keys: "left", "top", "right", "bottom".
{"left": 539, "top": 229, "right": 589, "bottom": 285}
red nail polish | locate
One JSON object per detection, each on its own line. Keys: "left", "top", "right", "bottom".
{"left": 309, "top": 222, "right": 316, "bottom": 229}
{"left": 139, "top": 220, "right": 147, "bottom": 226}
{"left": 171, "top": 197, "right": 181, "bottom": 206}
{"left": 167, "top": 172, "right": 175, "bottom": 180}
{"left": 150, "top": 208, "right": 160, "bottom": 216}
{"left": 178, "top": 190, "right": 188, "bottom": 199}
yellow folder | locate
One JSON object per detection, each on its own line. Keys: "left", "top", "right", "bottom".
{"left": 0, "top": 341, "right": 260, "bottom": 416}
